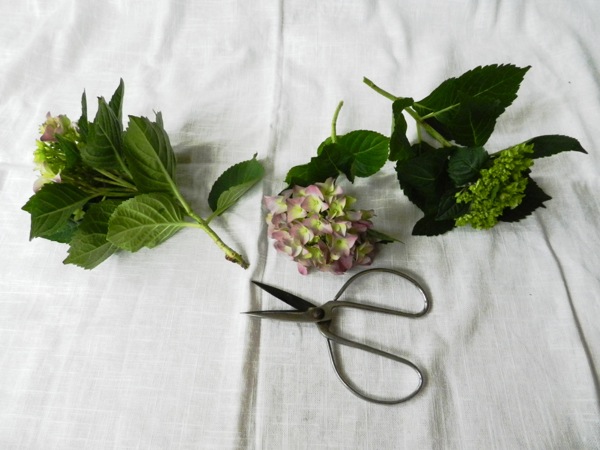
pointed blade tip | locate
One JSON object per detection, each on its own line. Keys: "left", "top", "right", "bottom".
{"left": 250, "top": 280, "right": 316, "bottom": 312}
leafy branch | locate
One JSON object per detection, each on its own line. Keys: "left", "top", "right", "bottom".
{"left": 282, "top": 64, "right": 587, "bottom": 238}
{"left": 362, "top": 77, "right": 452, "bottom": 148}
{"left": 363, "top": 64, "right": 586, "bottom": 235}
{"left": 22, "top": 80, "right": 264, "bottom": 269}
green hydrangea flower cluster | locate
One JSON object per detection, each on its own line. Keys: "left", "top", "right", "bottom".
{"left": 455, "top": 143, "right": 534, "bottom": 229}
{"left": 33, "top": 113, "right": 80, "bottom": 191}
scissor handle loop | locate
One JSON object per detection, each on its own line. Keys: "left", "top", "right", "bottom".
{"left": 319, "top": 268, "right": 430, "bottom": 404}
{"left": 333, "top": 268, "right": 430, "bottom": 317}
{"left": 318, "top": 324, "right": 424, "bottom": 405}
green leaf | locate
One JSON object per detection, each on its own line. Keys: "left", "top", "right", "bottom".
{"left": 107, "top": 193, "right": 187, "bottom": 252}
{"left": 499, "top": 177, "right": 552, "bottom": 222}
{"left": 22, "top": 183, "right": 96, "bottom": 238}
{"left": 447, "top": 146, "right": 489, "bottom": 186}
{"left": 433, "top": 95, "right": 504, "bottom": 147}
{"left": 389, "top": 98, "right": 415, "bottom": 161}
{"left": 64, "top": 200, "right": 123, "bottom": 269}
{"left": 316, "top": 131, "right": 389, "bottom": 178}
{"left": 436, "top": 190, "right": 470, "bottom": 221}
{"left": 284, "top": 162, "right": 327, "bottom": 187}
{"left": 285, "top": 143, "right": 347, "bottom": 186}
{"left": 208, "top": 155, "right": 265, "bottom": 216}
{"left": 366, "top": 228, "right": 402, "bottom": 244}
{"left": 43, "top": 219, "right": 79, "bottom": 244}
{"left": 395, "top": 146, "right": 452, "bottom": 214}
{"left": 411, "top": 141, "right": 437, "bottom": 157}
{"left": 80, "top": 97, "right": 124, "bottom": 169}
{"left": 123, "top": 115, "right": 177, "bottom": 194}
{"left": 413, "top": 64, "right": 530, "bottom": 146}
{"left": 526, "top": 135, "right": 588, "bottom": 159}
{"left": 412, "top": 214, "right": 455, "bottom": 236}
{"left": 108, "top": 79, "right": 125, "bottom": 123}
{"left": 78, "top": 90, "right": 89, "bottom": 142}
{"left": 55, "top": 134, "right": 81, "bottom": 169}
{"left": 341, "top": 130, "right": 389, "bottom": 178}
{"left": 316, "top": 136, "right": 333, "bottom": 155}
{"left": 286, "top": 131, "right": 389, "bottom": 186}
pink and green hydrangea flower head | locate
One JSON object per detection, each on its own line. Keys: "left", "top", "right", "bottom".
{"left": 264, "top": 178, "right": 379, "bottom": 275}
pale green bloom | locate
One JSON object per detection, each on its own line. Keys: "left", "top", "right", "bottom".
{"left": 32, "top": 113, "right": 80, "bottom": 192}
{"left": 455, "top": 143, "right": 534, "bottom": 229}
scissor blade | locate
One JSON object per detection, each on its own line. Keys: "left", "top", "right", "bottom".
{"left": 252, "top": 281, "right": 316, "bottom": 312}
{"left": 242, "top": 310, "right": 317, "bottom": 322}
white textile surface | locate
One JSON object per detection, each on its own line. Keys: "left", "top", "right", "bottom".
{"left": 1, "top": 0, "right": 599, "bottom": 448}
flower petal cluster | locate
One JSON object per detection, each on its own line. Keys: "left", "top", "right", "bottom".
{"left": 455, "top": 143, "right": 534, "bottom": 229}
{"left": 265, "top": 178, "right": 378, "bottom": 275}
{"left": 33, "top": 113, "right": 79, "bottom": 192}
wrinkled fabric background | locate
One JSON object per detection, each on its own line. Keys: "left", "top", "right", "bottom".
{"left": 1, "top": 1, "right": 599, "bottom": 448}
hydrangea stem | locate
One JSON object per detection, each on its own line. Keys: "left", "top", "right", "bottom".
{"left": 95, "top": 168, "right": 137, "bottom": 191}
{"left": 331, "top": 101, "right": 344, "bottom": 143}
{"left": 362, "top": 77, "right": 452, "bottom": 148}
{"left": 187, "top": 210, "right": 249, "bottom": 269}
{"left": 168, "top": 184, "right": 249, "bottom": 269}
{"left": 362, "top": 77, "right": 397, "bottom": 102}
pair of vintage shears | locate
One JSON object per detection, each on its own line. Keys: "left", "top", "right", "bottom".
{"left": 244, "top": 268, "right": 430, "bottom": 405}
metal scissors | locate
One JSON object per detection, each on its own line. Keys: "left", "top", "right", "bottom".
{"left": 245, "top": 268, "right": 430, "bottom": 405}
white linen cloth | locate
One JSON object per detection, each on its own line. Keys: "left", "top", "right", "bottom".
{"left": 1, "top": 0, "right": 598, "bottom": 448}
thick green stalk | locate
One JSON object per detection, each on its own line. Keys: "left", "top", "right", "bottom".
{"left": 404, "top": 108, "right": 452, "bottom": 148}
{"left": 174, "top": 190, "right": 249, "bottom": 269}
{"left": 362, "top": 77, "right": 397, "bottom": 102}
{"left": 362, "top": 77, "right": 453, "bottom": 148}
{"left": 187, "top": 209, "right": 249, "bottom": 269}
{"left": 331, "top": 101, "right": 344, "bottom": 143}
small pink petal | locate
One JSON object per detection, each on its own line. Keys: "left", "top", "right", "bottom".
{"left": 290, "top": 224, "right": 313, "bottom": 245}
{"left": 287, "top": 198, "right": 307, "bottom": 221}
{"left": 297, "top": 263, "right": 309, "bottom": 275}
{"left": 301, "top": 195, "right": 326, "bottom": 214}
{"left": 40, "top": 125, "right": 56, "bottom": 142}
{"left": 264, "top": 195, "right": 287, "bottom": 214}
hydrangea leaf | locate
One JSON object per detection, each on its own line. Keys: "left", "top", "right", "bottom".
{"left": 436, "top": 190, "right": 470, "bottom": 221}
{"left": 428, "top": 94, "right": 505, "bottom": 147}
{"left": 395, "top": 145, "right": 452, "bottom": 214}
{"left": 208, "top": 154, "right": 265, "bottom": 216}
{"left": 78, "top": 90, "right": 89, "bottom": 142}
{"left": 287, "top": 130, "right": 388, "bottom": 186}
{"left": 285, "top": 143, "right": 347, "bottom": 186}
{"left": 342, "top": 130, "right": 390, "bottom": 178}
{"left": 22, "top": 183, "right": 96, "bottom": 239}
{"left": 413, "top": 64, "right": 530, "bottom": 146}
{"left": 526, "top": 134, "right": 588, "bottom": 159}
{"left": 64, "top": 200, "right": 123, "bottom": 269}
{"left": 366, "top": 228, "right": 402, "bottom": 244}
{"left": 80, "top": 97, "right": 124, "bottom": 169}
{"left": 42, "top": 220, "right": 79, "bottom": 244}
{"left": 107, "top": 193, "right": 187, "bottom": 252}
{"left": 447, "top": 146, "right": 489, "bottom": 186}
{"left": 412, "top": 214, "right": 455, "bottom": 236}
{"left": 108, "top": 78, "right": 125, "bottom": 123}
{"left": 389, "top": 98, "right": 415, "bottom": 162}
{"left": 123, "top": 114, "right": 177, "bottom": 194}
{"left": 499, "top": 177, "right": 552, "bottom": 222}
{"left": 55, "top": 134, "right": 81, "bottom": 169}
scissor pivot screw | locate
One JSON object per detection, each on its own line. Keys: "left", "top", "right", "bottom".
{"left": 311, "top": 308, "right": 325, "bottom": 320}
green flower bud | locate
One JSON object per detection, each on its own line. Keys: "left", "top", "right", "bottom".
{"left": 455, "top": 143, "right": 534, "bottom": 229}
